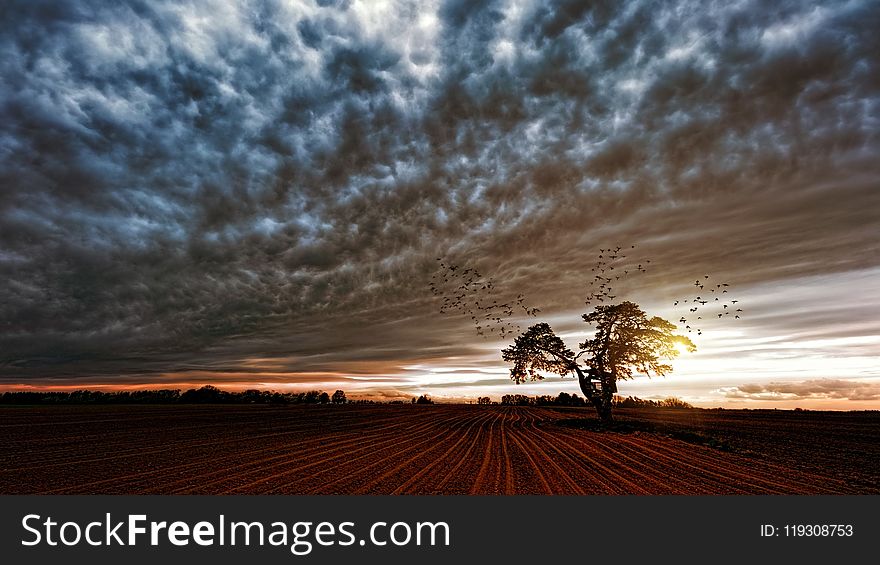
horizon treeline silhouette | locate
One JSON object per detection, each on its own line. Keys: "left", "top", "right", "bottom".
{"left": 0, "top": 387, "right": 694, "bottom": 408}
{"left": 497, "top": 392, "right": 694, "bottom": 409}
{"left": 0, "top": 386, "right": 351, "bottom": 405}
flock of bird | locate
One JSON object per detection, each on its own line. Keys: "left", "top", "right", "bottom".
{"left": 430, "top": 245, "right": 744, "bottom": 341}
{"left": 429, "top": 259, "right": 540, "bottom": 339}
{"left": 584, "top": 245, "right": 745, "bottom": 337}
{"left": 584, "top": 244, "right": 648, "bottom": 307}
{"left": 672, "top": 275, "right": 744, "bottom": 336}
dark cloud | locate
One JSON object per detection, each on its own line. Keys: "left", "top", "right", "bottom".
{"left": 0, "top": 1, "right": 878, "bottom": 390}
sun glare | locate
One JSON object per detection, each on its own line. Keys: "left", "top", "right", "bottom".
{"left": 676, "top": 342, "right": 693, "bottom": 356}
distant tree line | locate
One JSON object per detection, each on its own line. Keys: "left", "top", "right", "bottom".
{"left": 499, "top": 392, "right": 589, "bottom": 406}
{"left": 494, "top": 392, "right": 693, "bottom": 409}
{"left": 0, "top": 386, "right": 351, "bottom": 405}
{"left": 612, "top": 395, "right": 694, "bottom": 409}
{"left": 0, "top": 387, "right": 693, "bottom": 409}
{"left": 499, "top": 392, "right": 584, "bottom": 406}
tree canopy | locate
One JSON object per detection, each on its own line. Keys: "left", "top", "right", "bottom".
{"left": 502, "top": 323, "right": 577, "bottom": 384}
{"left": 580, "top": 302, "right": 695, "bottom": 380}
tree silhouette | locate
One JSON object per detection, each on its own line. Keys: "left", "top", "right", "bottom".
{"left": 502, "top": 301, "right": 694, "bottom": 423}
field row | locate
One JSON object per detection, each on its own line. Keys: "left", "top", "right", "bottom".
{"left": 0, "top": 405, "right": 874, "bottom": 494}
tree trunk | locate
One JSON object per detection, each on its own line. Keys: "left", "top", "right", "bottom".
{"left": 598, "top": 389, "right": 614, "bottom": 424}
{"left": 574, "top": 366, "right": 593, "bottom": 399}
{"left": 576, "top": 366, "right": 614, "bottom": 424}
{"left": 585, "top": 390, "right": 612, "bottom": 424}
{"left": 599, "top": 370, "right": 616, "bottom": 424}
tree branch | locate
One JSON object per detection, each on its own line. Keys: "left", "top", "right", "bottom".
{"left": 531, "top": 344, "right": 580, "bottom": 374}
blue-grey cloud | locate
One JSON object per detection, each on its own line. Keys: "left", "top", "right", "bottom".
{"left": 1, "top": 0, "right": 878, "bottom": 385}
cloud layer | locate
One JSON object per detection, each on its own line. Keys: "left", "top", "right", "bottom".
{"left": 1, "top": 1, "right": 878, "bottom": 396}
{"left": 721, "top": 379, "right": 880, "bottom": 401}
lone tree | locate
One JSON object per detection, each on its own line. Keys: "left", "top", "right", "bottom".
{"left": 502, "top": 301, "right": 694, "bottom": 424}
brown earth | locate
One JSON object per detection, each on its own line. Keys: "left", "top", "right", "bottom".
{"left": 0, "top": 404, "right": 877, "bottom": 494}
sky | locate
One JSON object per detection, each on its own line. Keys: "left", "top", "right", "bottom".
{"left": 1, "top": 0, "right": 878, "bottom": 409}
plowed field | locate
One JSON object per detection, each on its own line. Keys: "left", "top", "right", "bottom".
{"left": 1, "top": 404, "right": 877, "bottom": 494}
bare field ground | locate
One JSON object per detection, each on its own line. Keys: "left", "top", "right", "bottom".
{"left": 1, "top": 404, "right": 877, "bottom": 494}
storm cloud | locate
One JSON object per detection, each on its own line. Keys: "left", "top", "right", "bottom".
{"left": 1, "top": 1, "right": 878, "bottom": 396}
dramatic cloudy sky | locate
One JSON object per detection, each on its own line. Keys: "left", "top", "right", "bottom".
{"left": 1, "top": 0, "right": 878, "bottom": 408}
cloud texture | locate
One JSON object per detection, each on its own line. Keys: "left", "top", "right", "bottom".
{"left": 722, "top": 379, "right": 880, "bottom": 401}
{"left": 1, "top": 1, "right": 878, "bottom": 396}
